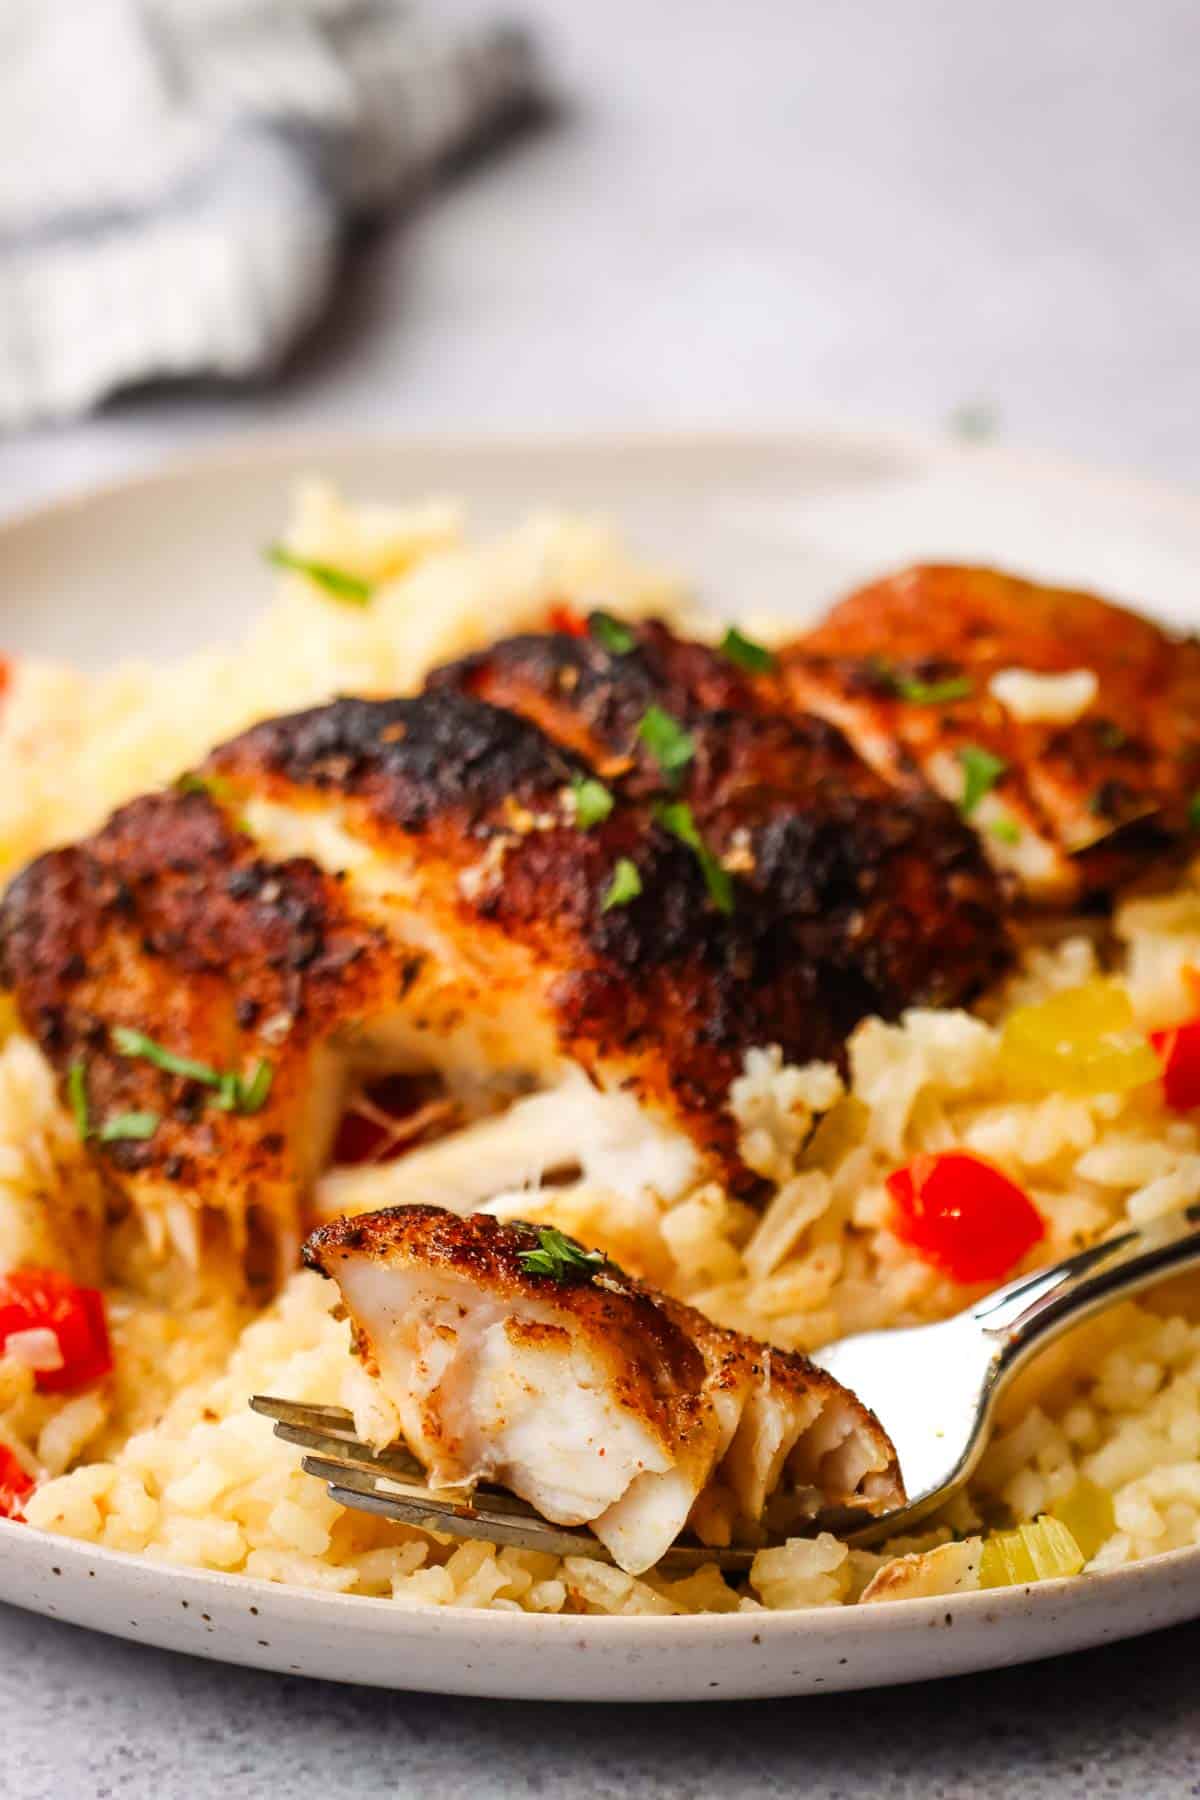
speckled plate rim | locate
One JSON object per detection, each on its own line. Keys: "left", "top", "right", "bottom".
{"left": 0, "top": 427, "right": 1198, "bottom": 1698}
{"left": 3, "top": 1518, "right": 1199, "bottom": 1701}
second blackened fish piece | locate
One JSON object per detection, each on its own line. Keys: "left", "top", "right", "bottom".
{"left": 780, "top": 564, "right": 1200, "bottom": 906}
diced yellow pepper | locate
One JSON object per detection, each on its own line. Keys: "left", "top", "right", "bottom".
{"left": 999, "top": 979, "right": 1160, "bottom": 1097}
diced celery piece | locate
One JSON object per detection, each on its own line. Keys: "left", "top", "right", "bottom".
{"left": 978, "top": 1516, "right": 1085, "bottom": 1589}
{"left": 999, "top": 978, "right": 1160, "bottom": 1096}
{"left": 1020, "top": 1517, "right": 1084, "bottom": 1581}
{"left": 979, "top": 1529, "right": 1035, "bottom": 1589}
{"left": 1049, "top": 1479, "right": 1116, "bottom": 1561}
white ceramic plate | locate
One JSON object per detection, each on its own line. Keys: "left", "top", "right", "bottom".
{"left": 1, "top": 430, "right": 1199, "bottom": 1701}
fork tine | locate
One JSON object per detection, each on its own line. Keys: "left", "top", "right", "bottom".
{"left": 269, "top": 1421, "right": 427, "bottom": 1481}
{"left": 300, "top": 1453, "right": 545, "bottom": 1522}
{"left": 313, "top": 1459, "right": 756, "bottom": 1571}
{"left": 302, "top": 1457, "right": 477, "bottom": 1513}
{"left": 322, "top": 1479, "right": 615, "bottom": 1560}
{"left": 260, "top": 1414, "right": 556, "bottom": 1509}
{"left": 301, "top": 1454, "right": 612, "bottom": 1556}
{"left": 250, "top": 1395, "right": 357, "bottom": 1432}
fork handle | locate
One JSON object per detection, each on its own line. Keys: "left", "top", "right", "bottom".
{"left": 971, "top": 1199, "right": 1200, "bottom": 1375}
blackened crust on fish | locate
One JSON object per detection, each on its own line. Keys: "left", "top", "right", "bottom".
{"left": 0, "top": 617, "right": 1012, "bottom": 1223}
{"left": 217, "top": 692, "right": 587, "bottom": 830}
{"left": 428, "top": 619, "right": 1012, "bottom": 1071}
{"left": 0, "top": 789, "right": 389, "bottom": 1197}
{"left": 430, "top": 618, "right": 824, "bottom": 785}
{"left": 212, "top": 661, "right": 1009, "bottom": 1178}
{"left": 429, "top": 621, "right": 760, "bottom": 777}
{"left": 542, "top": 779, "right": 1007, "bottom": 1138}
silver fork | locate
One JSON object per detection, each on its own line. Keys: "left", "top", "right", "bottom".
{"left": 815, "top": 1198, "right": 1200, "bottom": 1544}
{"left": 248, "top": 1394, "right": 759, "bottom": 1570}
{"left": 252, "top": 1202, "right": 1200, "bottom": 1565}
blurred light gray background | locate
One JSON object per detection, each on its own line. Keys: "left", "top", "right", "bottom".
{"left": 1, "top": 0, "right": 1196, "bottom": 520}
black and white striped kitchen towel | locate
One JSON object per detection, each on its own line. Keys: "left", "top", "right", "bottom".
{"left": 0, "top": 0, "right": 539, "bottom": 429}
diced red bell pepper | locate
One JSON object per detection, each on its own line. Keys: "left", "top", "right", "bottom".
{"left": 0, "top": 1444, "right": 33, "bottom": 1520}
{"left": 332, "top": 1074, "right": 436, "bottom": 1167}
{"left": 547, "top": 605, "right": 587, "bottom": 637}
{"left": 331, "top": 1108, "right": 394, "bottom": 1166}
{"left": 0, "top": 1268, "right": 112, "bottom": 1394}
{"left": 887, "top": 1151, "right": 1045, "bottom": 1284}
{"left": 1150, "top": 1018, "right": 1200, "bottom": 1112}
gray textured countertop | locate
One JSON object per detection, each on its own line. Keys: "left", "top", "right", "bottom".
{"left": 4, "top": 2, "right": 1200, "bottom": 1793}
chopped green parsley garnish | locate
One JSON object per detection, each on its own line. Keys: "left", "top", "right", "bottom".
{"left": 175, "top": 772, "right": 237, "bottom": 804}
{"left": 67, "top": 1061, "right": 90, "bottom": 1140}
{"left": 517, "top": 1226, "right": 606, "bottom": 1283}
{"left": 655, "top": 800, "right": 734, "bottom": 915}
{"left": 217, "top": 1060, "right": 274, "bottom": 1115}
{"left": 957, "top": 744, "right": 1007, "bottom": 816}
{"left": 637, "top": 705, "right": 695, "bottom": 784}
{"left": 1190, "top": 792, "right": 1200, "bottom": 832}
{"left": 720, "top": 626, "right": 777, "bottom": 674}
{"left": 890, "top": 671, "right": 973, "bottom": 705}
{"left": 69, "top": 1059, "right": 162, "bottom": 1143}
{"left": 99, "top": 1110, "right": 160, "bottom": 1143}
{"left": 1097, "top": 721, "right": 1128, "bottom": 752}
{"left": 112, "top": 1028, "right": 226, "bottom": 1089}
{"left": 602, "top": 858, "right": 643, "bottom": 911}
{"left": 870, "top": 657, "right": 972, "bottom": 705}
{"left": 989, "top": 818, "right": 1022, "bottom": 845}
{"left": 174, "top": 772, "right": 252, "bottom": 834}
{"left": 266, "top": 545, "right": 374, "bottom": 606}
{"left": 570, "top": 775, "right": 614, "bottom": 830}
{"left": 589, "top": 611, "right": 635, "bottom": 655}
{"left": 112, "top": 1030, "right": 272, "bottom": 1115}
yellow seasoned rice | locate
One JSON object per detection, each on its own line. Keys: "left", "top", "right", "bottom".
{"left": 4, "top": 483, "right": 1200, "bottom": 1614}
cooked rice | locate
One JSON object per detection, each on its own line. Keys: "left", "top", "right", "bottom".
{"left": 4, "top": 483, "right": 1200, "bottom": 1614}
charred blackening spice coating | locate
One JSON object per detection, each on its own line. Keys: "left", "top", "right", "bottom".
{"left": 305, "top": 1201, "right": 863, "bottom": 1415}
{"left": 232, "top": 690, "right": 585, "bottom": 828}
{"left": 216, "top": 682, "right": 1009, "bottom": 1168}
{"left": 428, "top": 621, "right": 760, "bottom": 779}
{"left": 305, "top": 1203, "right": 710, "bottom": 1402}
{"left": 0, "top": 790, "right": 389, "bottom": 1225}
{"left": 432, "top": 620, "right": 1010, "bottom": 1054}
